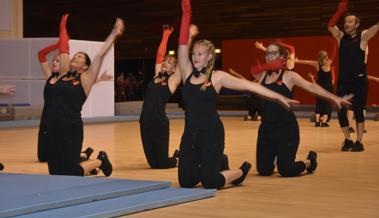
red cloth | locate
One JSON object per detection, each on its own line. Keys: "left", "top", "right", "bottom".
{"left": 179, "top": 0, "right": 191, "bottom": 45}
{"left": 59, "top": 14, "right": 70, "bottom": 54}
{"left": 38, "top": 42, "right": 58, "bottom": 63}
{"left": 156, "top": 28, "right": 172, "bottom": 64}
{"left": 250, "top": 58, "right": 284, "bottom": 75}
{"left": 328, "top": 0, "right": 348, "bottom": 27}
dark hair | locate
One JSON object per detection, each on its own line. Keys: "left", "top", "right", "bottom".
{"left": 268, "top": 43, "right": 288, "bottom": 60}
{"left": 79, "top": 52, "right": 91, "bottom": 68}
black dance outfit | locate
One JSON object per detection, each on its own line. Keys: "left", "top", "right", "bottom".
{"left": 178, "top": 71, "right": 226, "bottom": 189}
{"left": 139, "top": 73, "right": 177, "bottom": 169}
{"left": 257, "top": 71, "right": 306, "bottom": 177}
{"left": 315, "top": 65, "right": 333, "bottom": 118}
{"left": 45, "top": 73, "right": 87, "bottom": 176}
{"left": 37, "top": 72, "right": 59, "bottom": 162}
{"left": 337, "top": 32, "right": 368, "bottom": 127}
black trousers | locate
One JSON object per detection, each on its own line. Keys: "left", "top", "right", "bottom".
{"left": 178, "top": 120, "right": 226, "bottom": 189}
{"left": 46, "top": 123, "right": 84, "bottom": 176}
{"left": 37, "top": 121, "right": 48, "bottom": 162}
{"left": 337, "top": 77, "right": 368, "bottom": 127}
{"left": 256, "top": 119, "right": 306, "bottom": 177}
{"left": 140, "top": 120, "right": 177, "bottom": 169}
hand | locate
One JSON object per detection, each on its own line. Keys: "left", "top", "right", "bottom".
{"left": 254, "top": 41, "right": 264, "bottom": 49}
{"left": 308, "top": 73, "right": 314, "bottom": 79}
{"left": 163, "top": 25, "right": 174, "bottom": 36}
{"left": 0, "top": 84, "right": 16, "bottom": 95}
{"left": 189, "top": 24, "right": 199, "bottom": 37}
{"left": 334, "top": 94, "right": 353, "bottom": 109}
{"left": 114, "top": 18, "right": 125, "bottom": 37}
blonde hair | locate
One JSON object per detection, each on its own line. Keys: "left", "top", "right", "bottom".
{"left": 193, "top": 39, "right": 215, "bottom": 91}
{"left": 318, "top": 50, "right": 328, "bottom": 66}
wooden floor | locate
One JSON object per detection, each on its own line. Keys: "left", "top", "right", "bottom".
{"left": 1, "top": 117, "right": 378, "bottom": 218}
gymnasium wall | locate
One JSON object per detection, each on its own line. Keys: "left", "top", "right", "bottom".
{"left": 222, "top": 34, "right": 379, "bottom": 105}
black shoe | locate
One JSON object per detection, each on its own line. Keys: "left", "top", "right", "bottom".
{"left": 97, "top": 151, "right": 113, "bottom": 177}
{"left": 0, "top": 162, "right": 4, "bottom": 171}
{"left": 351, "top": 141, "right": 364, "bottom": 152}
{"left": 315, "top": 122, "right": 321, "bottom": 127}
{"left": 321, "top": 122, "right": 329, "bottom": 127}
{"left": 173, "top": 149, "right": 180, "bottom": 159}
{"left": 231, "top": 161, "right": 251, "bottom": 186}
{"left": 349, "top": 127, "right": 355, "bottom": 133}
{"left": 220, "top": 154, "right": 230, "bottom": 171}
{"left": 341, "top": 139, "right": 354, "bottom": 151}
{"left": 89, "top": 169, "right": 98, "bottom": 175}
{"left": 364, "top": 129, "right": 367, "bottom": 133}
{"left": 82, "top": 147, "right": 94, "bottom": 160}
{"left": 306, "top": 151, "right": 317, "bottom": 173}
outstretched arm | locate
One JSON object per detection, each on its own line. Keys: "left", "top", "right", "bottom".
{"left": 288, "top": 71, "right": 351, "bottom": 109}
{"left": 38, "top": 41, "right": 59, "bottom": 79}
{"left": 367, "top": 75, "right": 379, "bottom": 83}
{"left": 295, "top": 57, "right": 319, "bottom": 70}
{"left": 328, "top": 0, "right": 348, "bottom": 43}
{"left": 178, "top": 0, "right": 193, "bottom": 82}
{"left": 155, "top": 25, "right": 174, "bottom": 75}
{"left": 81, "top": 18, "right": 125, "bottom": 96}
{"left": 218, "top": 71, "right": 299, "bottom": 110}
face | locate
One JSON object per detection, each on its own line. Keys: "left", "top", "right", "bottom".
{"left": 192, "top": 44, "right": 212, "bottom": 70}
{"left": 344, "top": 15, "right": 359, "bottom": 34}
{"left": 161, "top": 56, "right": 177, "bottom": 74}
{"left": 69, "top": 52, "right": 89, "bottom": 71}
{"left": 52, "top": 54, "right": 60, "bottom": 72}
{"left": 265, "top": 44, "right": 282, "bottom": 63}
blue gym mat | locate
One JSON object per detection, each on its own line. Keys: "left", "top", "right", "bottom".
{"left": 0, "top": 173, "right": 171, "bottom": 218}
{"left": 14, "top": 187, "right": 216, "bottom": 218}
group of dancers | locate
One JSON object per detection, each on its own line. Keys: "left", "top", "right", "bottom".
{"left": 1, "top": 0, "right": 379, "bottom": 190}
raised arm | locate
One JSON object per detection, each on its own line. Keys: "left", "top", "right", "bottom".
{"left": 327, "top": 0, "right": 348, "bottom": 43}
{"left": 287, "top": 71, "right": 351, "bottom": 109}
{"left": 38, "top": 41, "right": 59, "bottom": 79}
{"left": 178, "top": 0, "right": 193, "bottom": 82}
{"left": 254, "top": 41, "right": 267, "bottom": 53}
{"left": 81, "top": 18, "right": 124, "bottom": 96}
{"left": 155, "top": 25, "right": 174, "bottom": 75}
{"left": 169, "top": 24, "right": 199, "bottom": 93}
{"left": 361, "top": 21, "right": 379, "bottom": 47}
{"left": 295, "top": 57, "right": 319, "bottom": 70}
{"left": 58, "top": 14, "right": 70, "bottom": 74}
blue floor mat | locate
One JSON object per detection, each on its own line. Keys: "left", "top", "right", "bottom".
{"left": 14, "top": 187, "right": 216, "bottom": 218}
{"left": 0, "top": 173, "right": 170, "bottom": 218}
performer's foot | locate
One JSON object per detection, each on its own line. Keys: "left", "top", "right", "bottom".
{"left": 0, "top": 162, "right": 4, "bottom": 171}
{"left": 97, "top": 151, "right": 112, "bottom": 176}
{"left": 321, "top": 122, "right": 329, "bottom": 127}
{"left": 82, "top": 147, "right": 94, "bottom": 160}
{"left": 315, "top": 122, "right": 320, "bottom": 127}
{"left": 341, "top": 139, "right": 354, "bottom": 151}
{"left": 89, "top": 169, "right": 98, "bottom": 175}
{"left": 221, "top": 154, "right": 230, "bottom": 171}
{"left": 306, "top": 151, "right": 317, "bottom": 173}
{"left": 231, "top": 161, "right": 251, "bottom": 186}
{"left": 351, "top": 141, "right": 364, "bottom": 152}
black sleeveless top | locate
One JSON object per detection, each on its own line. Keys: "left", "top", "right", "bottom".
{"left": 140, "top": 75, "right": 172, "bottom": 123}
{"left": 41, "top": 73, "right": 58, "bottom": 124}
{"left": 182, "top": 72, "right": 220, "bottom": 130}
{"left": 260, "top": 71, "right": 296, "bottom": 126}
{"left": 45, "top": 73, "right": 87, "bottom": 129}
{"left": 317, "top": 64, "right": 332, "bottom": 83}
{"left": 339, "top": 32, "right": 366, "bottom": 82}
